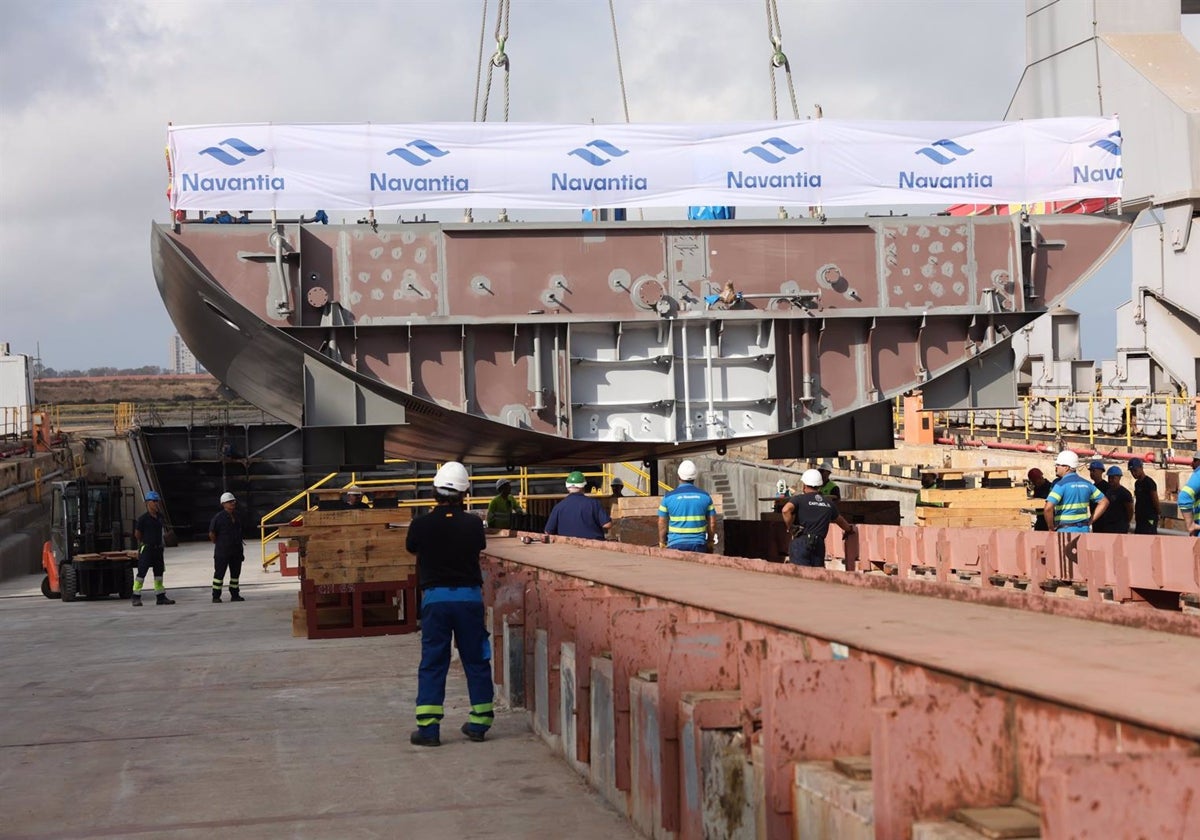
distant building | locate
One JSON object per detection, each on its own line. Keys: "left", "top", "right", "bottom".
{"left": 169, "top": 335, "right": 203, "bottom": 375}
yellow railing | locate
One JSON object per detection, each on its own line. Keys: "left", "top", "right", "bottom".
{"left": 258, "top": 471, "right": 338, "bottom": 568}
{"left": 259, "top": 462, "right": 663, "bottom": 569}
{"left": 114, "top": 402, "right": 136, "bottom": 433}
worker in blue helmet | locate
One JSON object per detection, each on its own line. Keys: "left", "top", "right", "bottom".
{"left": 132, "top": 491, "right": 175, "bottom": 606}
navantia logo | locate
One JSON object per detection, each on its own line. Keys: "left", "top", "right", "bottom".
{"left": 387, "top": 140, "right": 450, "bottom": 167}
{"left": 728, "top": 136, "right": 821, "bottom": 190}
{"left": 742, "top": 137, "right": 804, "bottom": 164}
{"left": 198, "top": 138, "right": 266, "bottom": 166}
{"left": 1075, "top": 130, "right": 1122, "bottom": 184}
{"left": 914, "top": 139, "right": 974, "bottom": 166}
{"left": 567, "top": 139, "right": 629, "bottom": 166}
{"left": 373, "top": 139, "right": 467, "bottom": 192}
{"left": 553, "top": 139, "right": 645, "bottom": 192}
{"left": 1089, "top": 130, "right": 1122, "bottom": 156}
{"left": 900, "top": 138, "right": 991, "bottom": 190}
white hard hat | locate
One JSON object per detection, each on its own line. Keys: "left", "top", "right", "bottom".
{"left": 345, "top": 485, "right": 363, "bottom": 496}
{"left": 495, "top": 478, "right": 511, "bottom": 490}
{"left": 219, "top": 492, "right": 236, "bottom": 504}
{"left": 433, "top": 462, "right": 471, "bottom": 492}
{"left": 611, "top": 477, "right": 623, "bottom": 486}
{"left": 678, "top": 459, "right": 698, "bottom": 481}
{"left": 1054, "top": 450, "right": 1079, "bottom": 469}
{"left": 801, "top": 469, "right": 824, "bottom": 488}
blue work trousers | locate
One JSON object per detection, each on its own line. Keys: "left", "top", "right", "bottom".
{"left": 788, "top": 537, "right": 827, "bottom": 568}
{"left": 414, "top": 590, "right": 494, "bottom": 737}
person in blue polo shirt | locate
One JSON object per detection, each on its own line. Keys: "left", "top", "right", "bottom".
{"left": 545, "top": 471, "right": 611, "bottom": 540}
{"left": 657, "top": 460, "right": 717, "bottom": 552}
{"left": 1179, "top": 453, "right": 1200, "bottom": 536}
{"left": 1044, "top": 450, "right": 1108, "bottom": 532}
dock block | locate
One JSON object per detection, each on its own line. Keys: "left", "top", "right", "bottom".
{"left": 873, "top": 686, "right": 1013, "bottom": 835}
{"left": 630, "top": 672, "right": 674, "bottom": 840}
{"left": 793, "top": 762, "right": 873, "bottom": 840}
{"left": 502, "top": 612, "right": 525, "bottom": 709}
{"left": 762, "top": 658, "right": 873, "bottom": 835}
{"left": 589, "top": 654, "right": 628, "bottom": 816}
{"left": 533, "top": 628, "right": 560, "bottom": 752}
{"left": 1040, "top": 751, "right": 1200, "bottom": 838}
{"left": 560, "top": 641, "right": 587, "bottom": 777}
{"left": 678, "top": 691, "right": 752, "bottom": 840}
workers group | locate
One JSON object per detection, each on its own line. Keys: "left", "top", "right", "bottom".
{"left": 1031, "top": 450, "right": 1198, "bottom": 534}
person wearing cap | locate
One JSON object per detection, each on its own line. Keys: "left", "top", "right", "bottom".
{"left": 343, "top": 485, "right": 367, "bottom": 509}
{"left": 658, "top": 460, "right": 718, "bottom": 552}
{"left": 132, "top": 491, "right": 175, "bottom": 606}
{"left": 486, "top": 478, "right": 523, "bottom": 530}
{"left": 407, "top": 461, "right": 493, "bottom": 747}
{"left": 1093, "top": 466, "right": 1133, "bottom": 534}
{"left": 209, "top": 491, "right": 245, "bottom": 602}
{"left": 772, "top": 479, "right": 791, "bottom": 514}
{"left": 816, "top": 463, "right": 841, "bottom": 500}
{"left": 1127, "top": 458, "right": 1159, "bottom": 535}
{"left": 781, "top": 469, "right": 856, "bottom": 567}
{"left": 545, "top": 471, "right": 611, "bottom": 540}
{"left": 1044, "top": 451, "right": 1108, "bottom": 532}
{"left": 1178, "top": 454, "right": 1200, "bottom": 537}
{"left": 1087, "top": 460, "right": 1107, "bottom": 494}
{"left": 1027, "top": 468, "right": 1054, "bottom": 531}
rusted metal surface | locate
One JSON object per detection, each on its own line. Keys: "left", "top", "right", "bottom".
{"left": 834, "top": 524, "right": 1200, "bottom": 611}
{"left": 151, "top": 215, "right": 1130, "bottom": 463}
{"left": 479, "top": 535, "right": 1199, "bottom": 839}
{"left": 1039, "top": 752, "right": 1200, "bottom": 838}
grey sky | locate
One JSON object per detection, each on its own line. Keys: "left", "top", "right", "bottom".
{"left": 0, "top": 1, "right": 1195, "bottom": 369}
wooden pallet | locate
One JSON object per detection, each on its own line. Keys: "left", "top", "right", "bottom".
{"left": 297, "top": 577, "right": 418, "bottom": 639}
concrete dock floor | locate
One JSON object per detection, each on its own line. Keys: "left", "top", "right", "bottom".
{"left": 0, "top": 544, "right": 635, "bottom": 839}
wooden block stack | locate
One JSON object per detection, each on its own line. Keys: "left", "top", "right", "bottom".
{"left": 915, "top": 485, "right": 1033, "bottom": 529}
{"left": 279, "top": 507, "right": 420, "bottom": 639}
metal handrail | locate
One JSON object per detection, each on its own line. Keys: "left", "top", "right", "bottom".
{"left": 259, "top": 471, "right": 337, "bottom": 568}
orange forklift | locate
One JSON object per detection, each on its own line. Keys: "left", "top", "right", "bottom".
{"left": 41, "top": 477, "right": 138, "bottom": 601}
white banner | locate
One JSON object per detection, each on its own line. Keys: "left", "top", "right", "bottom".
{"left": 167, "top": 118, "right": 1122, "bottom": 212}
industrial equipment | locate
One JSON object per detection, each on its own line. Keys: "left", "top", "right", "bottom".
{"left": 40, "top": 477, "right": 137, "bottom": 601}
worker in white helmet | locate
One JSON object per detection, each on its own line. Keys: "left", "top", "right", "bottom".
{"left": 781, "top": 469, "right": 855, "bottom": 568}
{"left": 1044, "top": 450, "right": 1107, "bottom": 532}
{"left": 657, "top": 459, "right": 718, "bottom": 552}
{"left": 406, "top": 462, "right": 493, "bottom": 747}
{"left": 209, "top": 491, "right": 245, "bottom": 602}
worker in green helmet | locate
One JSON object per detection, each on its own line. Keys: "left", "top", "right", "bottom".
{"left": 544, "top": 471, "right": 611, "bottom": 540}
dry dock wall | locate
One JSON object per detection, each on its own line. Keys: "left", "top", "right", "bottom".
{"left": 481, "top": 536, "right": 1200, "bottom": 839}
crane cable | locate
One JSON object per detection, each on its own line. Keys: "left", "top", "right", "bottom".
{"left": 608, "top": 0, "right": 631, "bottom": 124}
{"left": 765, "top": 0, "right": 800, "bottom": 122}
{"left": 766, "top": 0, "right": 803, "bottom": 219}
{"left": 608, "top": 0, "right": 644, "bottom": 221}
{"left": 466, "top": 0, "right": 512, "bottom": 222}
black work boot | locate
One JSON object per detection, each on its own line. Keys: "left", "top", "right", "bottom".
{"left": 461, "top": 722, "right": 487, "bottom": 742}
{"left": 230, "top": 592, "right": 245, "bottom": 602}
{"left": 212, "top": 592, "right": 222, "bottom": 603}
{"left": 131, "top": 594, "right": 142, "bottom": 607}
{"left": 409, "top": 728, "right": 441, "bottom": 747}
{"left": 156, "top": 594, "right": 176, "bottom": 605}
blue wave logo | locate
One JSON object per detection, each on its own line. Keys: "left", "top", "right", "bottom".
{"left": 386, "top": 139, "right": 451, "bottom": 166}
{"left": 567, "top": 139, "right": 629, "bottom": 167}
{"left": 914, "top": 139, "right": 974, "bottom": 166}
{"left": 742, "top": 137, "right": 804, "bottom": 164}
{"left": 1089, "top": 130, "right": 1122, "bottom": 156}
{"left": 198, "top": 137, "right": 266, "bottom": 166}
